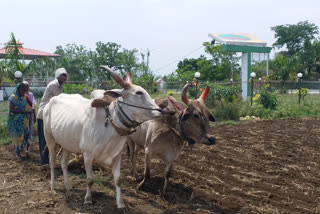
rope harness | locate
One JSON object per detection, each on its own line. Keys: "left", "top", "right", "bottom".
{"left": 104, "top": 106, "right": 136, "bottom": 136}
{"left": 104, "top": 99, "right": 162, "bottom": 136}
{"left": 167, "top": 97, "right": 195, "bottom": 149}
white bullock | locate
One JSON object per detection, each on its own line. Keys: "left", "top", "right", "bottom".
{"left": 43, "top": 66, "right": 161, "bottom": 209}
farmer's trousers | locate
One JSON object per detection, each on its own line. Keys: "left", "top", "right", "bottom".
{"left": 37, "top": 119, "right": 49, "bottom": 165}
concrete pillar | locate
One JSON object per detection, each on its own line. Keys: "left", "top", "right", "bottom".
{"left": 241, "top": 52, "right": 248, "bottom": 101}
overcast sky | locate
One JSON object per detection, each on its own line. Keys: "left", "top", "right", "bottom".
{"left": 1, "top": 0, "right": 319, "bottom": 76}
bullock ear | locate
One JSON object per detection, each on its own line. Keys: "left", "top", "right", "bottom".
{"left": 209, "top": 114, "right": 215, "bottom": 122}
{"left": 91, "top": 95, "right": 116, "bottom": 107}
{"left": 91, "top": 99, "right": 107, "bottom": 108}
{"left": 155, "top": 98, "right": 168, "bottom": 109}
{"left": 104, "top": 89, "right": 122, "bottom": 98}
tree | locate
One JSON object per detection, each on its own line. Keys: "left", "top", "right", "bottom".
{"left": 4, "top": 32, "right": 21, "bottom": 73}
{"left": 95, "top": 42, "right": 122, "bottom": 81}
{"left": 176, "top": 57, "right": 205, "bottom": 81}
{"left": 4, "top": 32, "right": 35, "bottom": 80}
{"left": 251, "top": 61, "right": 270, "bottom": 78}
{"left": 168, "top": 43, "right": 240, "bottom": 83}
{"left": 119, "top": 48, "right": 139, "bottom": 78}
{"left": 55, "top": 44, "right": 92, "bottom": 81}
{"left": 269, "top": 54, "right": 300, "bottom": 92}
{"left": 94, "top": 41, "right": 143, "bottom": 82}
{"left": 271, "top": 20, "right": 319, "bottom": 57}
{"left": 203, "top": 42, "right": 240, "bottom": 81}
{"left": 300, "top": 39, "right": 314, "bottom": 76}
{"left": 312, "top": 40, "right": 320, "bottom": 77}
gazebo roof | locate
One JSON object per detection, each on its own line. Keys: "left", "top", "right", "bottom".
{"left": 0, "top": 43, "right": 60, "bottom": 60}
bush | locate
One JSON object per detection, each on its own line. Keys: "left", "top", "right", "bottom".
{"left": 212, "top": 101, "right": 240, "bottom": 121}
{"left": 30, "top": 88, "right": 44, "bottom": 98}
{"left": 166, "top": 91, "right": 174, "bottom": 96}
{"left": 205, "top": 84, "right": 242, "bottom": 108}
{"left": 257, "top": 84, "right": 279, "bottom": 110}
{"left": 63, "top": 83, "right": 93, "bottom": 95}
{"left": 295, "top": 88, "right": 309, "bottom": 100}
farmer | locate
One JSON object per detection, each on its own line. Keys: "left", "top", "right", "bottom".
{"left": 37, "top": 68, "right": 68, "bottom": 165}
{"left": 7, "top": 82, "right": 33, "bottom": 161}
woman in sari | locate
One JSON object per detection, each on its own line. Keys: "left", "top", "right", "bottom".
{"left": 7, "top": 82, "right": 33, "bottom": 160}
{"left": 23, "top": 81, "right": 37, "bottom": 141}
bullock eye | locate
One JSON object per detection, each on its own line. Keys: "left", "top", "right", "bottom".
{"left": 193, "top": 113, "right": 200, "bottom": 119}
{"left": 135, "top": 91, "right": 143, "bottom": 95}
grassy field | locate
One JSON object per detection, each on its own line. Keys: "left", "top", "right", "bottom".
{"left": 240, "top": 94, "right": 320, "bottom": 119}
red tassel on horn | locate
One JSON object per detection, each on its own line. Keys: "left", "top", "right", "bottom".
{"left": 181, "top": 83, "right": 190, "bottom": 105}
{"left": 100, "top": 65, "right": 127, "bottom": 88}
{"left": 126, "top": 71, "right": 132, "bottom": 83}
{"left": 199, "top": 86, "right": 210, "bottom": 101}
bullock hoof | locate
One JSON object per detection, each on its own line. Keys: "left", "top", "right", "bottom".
{"left": 50, "top": 184, "right": 56, "bottom": 191}
{"left": 65, "top": 184, "right": 72, "bottom": 191}
{"left": 118, "top": 206, "right": 128, "bottom": 214}
{"left": 83, "top": 199, "right": 92, "bottom": 205}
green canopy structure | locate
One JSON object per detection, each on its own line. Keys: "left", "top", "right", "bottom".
{"left": 208, "top": 33, "right": 272, "bottom": 100}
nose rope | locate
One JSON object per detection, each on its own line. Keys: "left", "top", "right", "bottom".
{"left": 178, "top": 113, "right": 195, "bottom": 150}
{"left": 117, "top": 100, "right": 162, "bottom": 112}
{"left": 117, "top": 101, "right": 142, "bottom": 128}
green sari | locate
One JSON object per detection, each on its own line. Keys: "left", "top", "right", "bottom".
{"left": 7, "top": 83, "right": 31, "bottom": 154}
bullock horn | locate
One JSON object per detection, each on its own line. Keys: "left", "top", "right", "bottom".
{"left": 181, "top": 83, "right": 190, "bottom": 105}
{"left": 126, "top": 70, "right": 132, "bottom": 83}
{"left": 100, "top": 65, "right": 127, "bottom": 88}
{"left": 199, "top": 86, "right": 210, "bottom": 101}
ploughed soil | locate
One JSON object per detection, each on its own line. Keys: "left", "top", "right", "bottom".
{"left": 0, "top": 118, "right": 320, "bottom": 214}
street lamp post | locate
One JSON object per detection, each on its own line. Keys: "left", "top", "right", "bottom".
{"left": 297, "top": 73, "right": 303, "bottom": 104}
{"left": 250, "top": 72, "right": 256, "bottom": 106}
{"left": 14, "top": 71, "right": 23, "bottom": 84}
{"left": 194, "top": 72, "right": 200, "bottom": 99}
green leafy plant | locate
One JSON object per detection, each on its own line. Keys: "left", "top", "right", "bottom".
{"left": 63, "top": 83, "right": 93, "bottom": 95}
{"left": 213, "top": 101, "right": 240, "bottom": 121}
{"left": 257, "top": 84, "right": 279, "bottom": 110}
{"left": 295, "top": 88, "right": 309, "bottom": 100}
{"left": 30, "top": 88, "right": 44, "bottom": 98}
{"left": 166, "top": 91, "right": 174, "bottom": 96}
{"left": 204, "top": 84, "right": 242, "bottom": 108}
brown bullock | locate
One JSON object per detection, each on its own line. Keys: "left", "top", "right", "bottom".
{"left": 127, "top": 83, "right": 216, "bottom": 193}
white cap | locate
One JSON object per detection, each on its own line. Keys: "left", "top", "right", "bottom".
{"left": 55, "top": 68, "right": 68, "bottom": 79}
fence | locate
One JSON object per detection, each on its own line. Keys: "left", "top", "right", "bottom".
{"left": 1, "top": 80, "right": 320, "bottom": 101}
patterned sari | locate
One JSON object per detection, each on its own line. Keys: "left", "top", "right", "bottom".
{"left": 7, "top": 83, "right": 32, "bottom": 154}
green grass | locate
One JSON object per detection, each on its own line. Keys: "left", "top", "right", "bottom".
{"left": 223, "top": 120, "right": 240, "bottom": 125}
{"left": 0, "top": 118, "right": 10, "bottom": 145}
{"left": 0, "top": 100, "right": 8, "bottom": 112}
{"left": 240, "top": 94, "right": 320, "bottom": 119}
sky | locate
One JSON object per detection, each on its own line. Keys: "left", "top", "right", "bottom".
{"left": 1, "top": 0, "right": 320, "bottom": 77}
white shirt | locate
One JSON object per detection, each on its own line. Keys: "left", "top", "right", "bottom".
{"left": 37, "top": 79, "right": 64, "bottom": 119}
